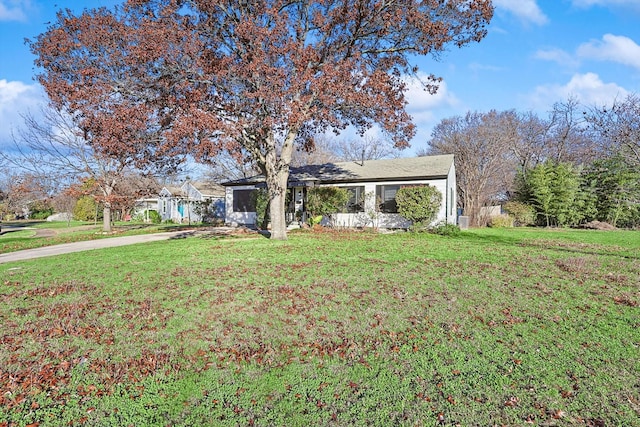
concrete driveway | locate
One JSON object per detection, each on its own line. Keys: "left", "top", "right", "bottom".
{"left": 0, "top": 231, "right": 191, "bottom": 264}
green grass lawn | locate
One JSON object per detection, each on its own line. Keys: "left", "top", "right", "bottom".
{"left": 1, "top": 228, "right": 638, "bottom": 426}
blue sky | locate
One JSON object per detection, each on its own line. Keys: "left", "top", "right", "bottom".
{"left": 1, "top": 0, "right": 640, "bottom": 155}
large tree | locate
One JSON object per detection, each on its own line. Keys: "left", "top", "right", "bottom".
{"left": 31, "top": 0, "right": 493, "bottom": 239}
{"left": 5, "top": 106, "right": 163, "bottom": 232}
{"left": 424, "top": 110, "right": 517, "bottom": 226}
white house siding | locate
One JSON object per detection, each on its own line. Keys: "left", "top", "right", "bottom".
{"left": 223, "top": 155, "right": 457, "bottom": 229}
{"left": 446, "top": 161, "right": 457, "bottom": 224}
{"left": 225, "top": 185, "right": 257, "bottom": 226}
{"left": 225, "top": 177, "right": 455, "bottom": 229}
{"left": 178, "top": 182, "right": 204, "bottom": 224}
{"left": 325, "top": 177, "right": 453, "bottom": 229}
{"left": 158, "top": 188, "right": 177, "bottom": 222}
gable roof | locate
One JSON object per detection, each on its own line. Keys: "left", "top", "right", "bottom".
{"left": 160, "top": 182, "right": 225, "bottom": 198}
{"left": 223, "top": 154, "right": 454, "bottom": 186}
{"left": 188, "top": 182, "right": 225, "bottom": 197}
{"left": 160, "top": 185, "right": 181, "bottom": 196}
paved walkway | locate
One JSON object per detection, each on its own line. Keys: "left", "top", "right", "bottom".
{"left": 0, "top": 231, "right": 192, "bottom": 264}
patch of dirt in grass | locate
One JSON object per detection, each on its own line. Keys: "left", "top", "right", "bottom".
{"left": 580, "top": 221, "right": 617, "bottom": 230}
{"left": 521, "top": 239, "right": 629, "bottom": 257}
{"left": 613, "top": 294, "right": 638, "bottom": 307}
{"left": 555, "top": 257, "right": 598, "bottom": 274}
{"left": 33, "top": 228, "right": 56, "bottom": 238}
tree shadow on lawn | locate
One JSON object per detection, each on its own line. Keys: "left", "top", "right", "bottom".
{"left": 1, "top": 220, "right": 46, "bottom": 229}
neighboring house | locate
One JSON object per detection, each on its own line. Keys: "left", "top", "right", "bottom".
{"left": 222, "top": 154, "right": 457, "bottom": 229}
{"left": 133, "top": 197, "right": 159, "bottom": 221}
{"left": 157, "top": 181, "right": 226, "bottom": 223}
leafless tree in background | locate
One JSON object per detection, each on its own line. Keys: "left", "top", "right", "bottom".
{"left": 329, "top": 135, "right": 402, "bottom": 163}
{"left": 422, "top": 110, "right": 517, "bottom": 226}
{"left": 546, "top": 97, "right": 596, "bottom": 165}
{"left": 584, "top": 93, "right": 640, "bottom": 167}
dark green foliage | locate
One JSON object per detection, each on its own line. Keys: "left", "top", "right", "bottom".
{"left": 147, "top": 209, "right": 161, "bottom": 224}
{"left": 582, "top": 155, "right": 640, "bottom": 228}
{"left": 305, "top": 187, "right": 350, "bottom": 225}
{"left": 395, "top": 185, "right": 442, "bottom": 230}
{"left": 516, "top": 161, "right": 585, "bottom": 227}
{"left": 28, "top": 200, "right": 54, "bottom": 219}
{"left": 515, "top": 157, "right": 640, "bottom": 229}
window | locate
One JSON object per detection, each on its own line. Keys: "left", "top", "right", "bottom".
{"left": 233, "top": 189, "right": 256, "bottom": 212}
{"left": 376, "top": 184, "right": 400, "bottom": 213}
{"left": 341, "top": 186, "right": 365, "bottom": 213}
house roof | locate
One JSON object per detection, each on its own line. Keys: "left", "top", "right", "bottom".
{"left": 160, "top": 185, "right": 181, "bottom": 195}
{"left": 160, "top": 182, "right": 225, "bottom": 197}
{"left": 189, "top": 182, "right": 225, "bottom": 197}
{"left": 223, "top": 154, "right": 454, "bottom": 186}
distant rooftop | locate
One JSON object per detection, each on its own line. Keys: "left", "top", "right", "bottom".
{"left": 160, "top": 181, "right": 225, "bottom": 197}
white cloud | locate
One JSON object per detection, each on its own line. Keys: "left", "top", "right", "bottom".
{"left": 0, "top": 0, "right": 31, "bottom": 22}
{"left": 572, "top": 0, "right": 640, "bottom": 7}
{"left": 468, "top": 62, "right": 503, "bottom": 73}
{"left": 493, "top": 0, "right": 548, "bottom": 25}
{"left": 404, "top": 75, "right": 459, "bottom": 125}
{"left": 0, "top": 79, "right": 44, "bottom": 148}
{"left": 577, "top": 34, "right": 640, "bottom": 70}
{"left": 571, "top": 0, "right": 640, "bottom": 13}
{"left": 528, "top": 72, "right": 628, "bottom": 109}
{"left": 534, "top": 48, "right": 580, "bottom": 68}
{"left": 402, "top": 76, "right": 461, "bottom": 148}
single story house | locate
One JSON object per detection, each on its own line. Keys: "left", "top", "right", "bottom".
{"left": 133, "top": 197, "right": 159, "bottom": 221}
{"left": 222, "top": 154, "right": 457, "bottom": 229}
{"left": 157, "top": 181, "right": 226, "bottom": 223}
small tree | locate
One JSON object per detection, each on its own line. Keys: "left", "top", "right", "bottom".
{"left": 395, "top": 185, "right": 442, "bottom": 231}
{"left": 52, "top": 191, "right": 77, "bottom": 226}
{"left": 74, "top": 196, "right": 101, "bottom": 222}
{"left": 503, "top": 201, "right": 535, "bottom": 226}
{"left": 252, "top": 189, "right": 270, "bottom": 230}
{"left": 306, "top": 187, "right": 350, "bottom": 226}
{"left": 582, "top": 155, "right": 640, "bottom": 228}
{"left": 517, "top": 161, "right": 585, "bottom": 227}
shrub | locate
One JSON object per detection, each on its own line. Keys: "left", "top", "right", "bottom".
{"left": 395, "top": 185, "right": 442, "bottom": 231}
{"left": 147, "top": 210, "right": 161, "bottom": 224}
{"left": 251, "top": 189, "right": 269, "bottom": 229}
{"left": 133, "top": 210, "right": 161, "bottom": 223}
{"left": 489, "top": 214, "right": 514, "bottom": 228}
{"left": 516, "top": 161, "right": 584, "bottom": 227}
{"left": 503, "top": 201, "right": 535, "bottom": 226}
{"left": 306, "top": 187, "right": 350, "bottom": 226}
{"left": 429, "top": 221, "right": 461, "bottom": 236}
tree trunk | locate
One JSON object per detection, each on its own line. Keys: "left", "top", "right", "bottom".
{"left": 266, "top": 169, "right": 289, "bottom": 240}
{"left": 254, "top": 128, "right": 297, "bottom": 240}
{"left": 103, "top": 203, "right": 112, "bottom": 232}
